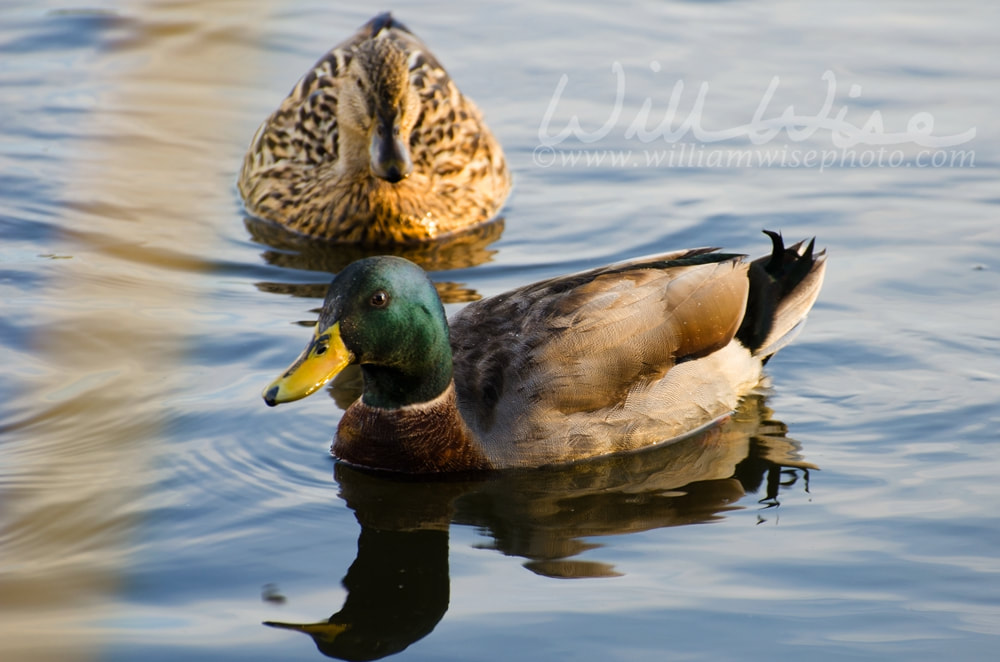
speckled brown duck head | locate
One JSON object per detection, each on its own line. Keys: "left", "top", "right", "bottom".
{"left": 338, "top": 37, "right": 421, "bottom": 183}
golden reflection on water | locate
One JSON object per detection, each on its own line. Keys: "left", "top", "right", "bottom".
{"left": 246, "top": 215, "right": 505, "bottom": 275}
{"left": 0, "top": 3, "right": 269, "bottom": 660}
{"left": 247, "top": 214, "right": 504, "bottom": 304}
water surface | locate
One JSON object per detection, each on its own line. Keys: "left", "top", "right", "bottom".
{"left": 1, "top": 1, "right": 998, "bottom": 661}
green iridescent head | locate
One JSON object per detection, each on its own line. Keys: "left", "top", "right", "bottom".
{"left": 264, "top": 256, "right": 453, "bottom": 410}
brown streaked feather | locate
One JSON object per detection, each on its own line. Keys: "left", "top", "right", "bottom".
{"left": 359, "top": 39, "right": 409, "bottom": 119}
{"left": 238, "top": 13, "right": 510, "bottom": 245}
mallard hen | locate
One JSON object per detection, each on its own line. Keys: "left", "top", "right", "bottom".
{"left": 239, "top": 12, "right": 511, "bottom": 244}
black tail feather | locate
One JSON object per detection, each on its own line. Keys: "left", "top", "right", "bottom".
{"left": 737, "top": 230, "right": 820, "bottom": 357}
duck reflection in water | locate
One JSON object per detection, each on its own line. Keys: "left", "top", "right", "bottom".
{"left": 263, "top": 394, "right": 815, "bottom": 660}
{"left": 247, "top": 214, "right": 504, "bottom": 305}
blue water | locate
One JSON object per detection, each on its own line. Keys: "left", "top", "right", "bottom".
{"left": 2, "top": 1, "right": 998, "bottom": 661}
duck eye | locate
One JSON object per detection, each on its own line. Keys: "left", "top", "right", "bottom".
{"left": 370, "top": 290, "right": 390, "bottom": 308}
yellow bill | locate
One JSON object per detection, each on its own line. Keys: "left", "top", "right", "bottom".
{"left": 263, "top": 619, "right": 349, "bottom": 642}
{"left": 263, "top": 322, "right": 353, "bottom": 406}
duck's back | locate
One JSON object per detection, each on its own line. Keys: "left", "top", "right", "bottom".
{"left": 449, "top": 249, "right": 760, "bottom": 467}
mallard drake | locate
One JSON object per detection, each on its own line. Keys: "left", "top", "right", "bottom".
{"left": 263, "top": 231, "right": 826, "bottom": 473}
{"left": 238, "top": 12, "right": 511, "bottom": 245}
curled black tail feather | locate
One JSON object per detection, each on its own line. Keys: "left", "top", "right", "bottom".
{"left": 737, "top": 230, "right": 821, "bottom": 359}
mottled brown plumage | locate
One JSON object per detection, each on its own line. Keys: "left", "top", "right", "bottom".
{"left": 264, "top": 233, "right": 827, "bottom": 473}
{"left": 239, "top": 13, "right": 511, "bottom": 244}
